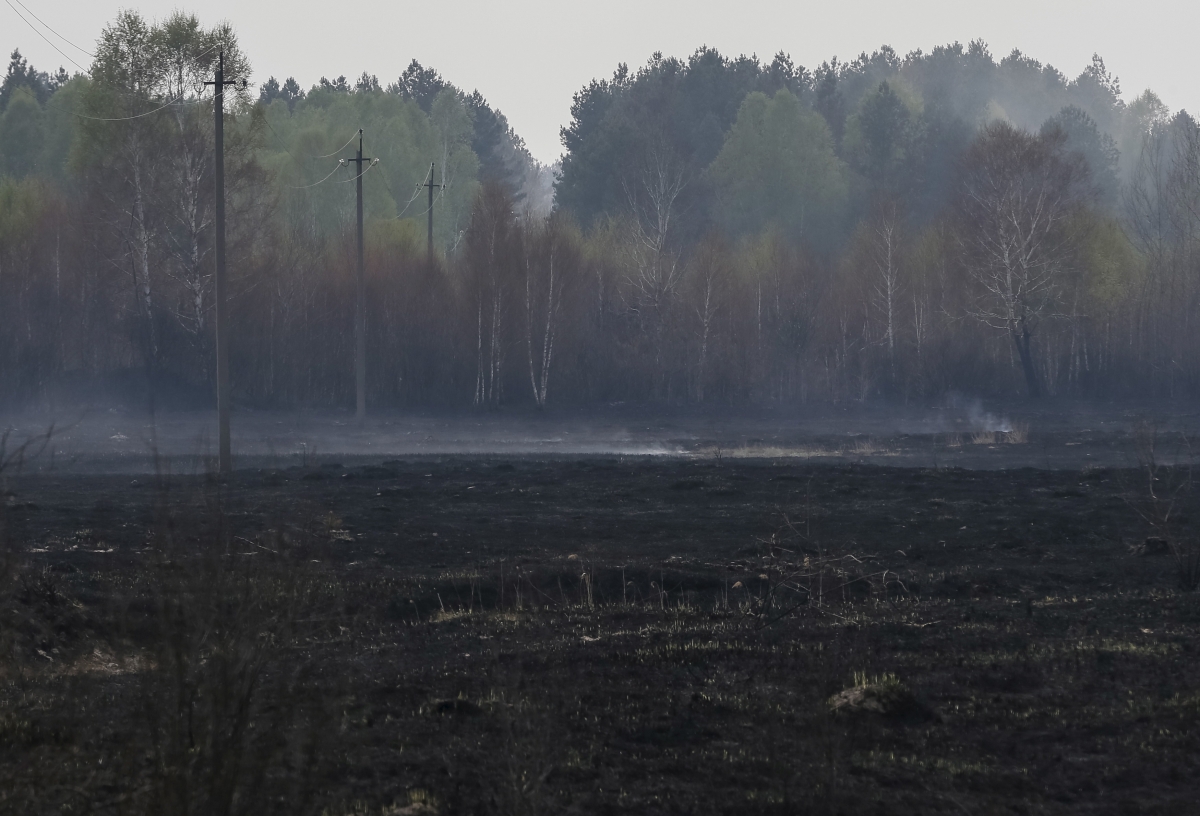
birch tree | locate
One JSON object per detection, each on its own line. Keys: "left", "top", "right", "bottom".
{"left": 957, "top": 122, "right": 1090, "bottom": 397}
{"left": 685, "top": 233, "right": 730, "bottom": 402}
{"left": 523, "top": 212, "right": 581, "bottom": 408}
{"left": 84, "top": 11, "right": 166, "bottom": 360}
{"left": 867, "top": 203, "right": 904, "bottom": 366}
{"left": 81, "top": 12, "right": 253, "bottom": 368}
{"left": 465, "top": 182, "right": 519, "bottom": 407}
{"left": 621, "top": 147, "right": 687, "bottom": 320}
{"left": 153, "top": 15, "right": 248, "bottom": 346}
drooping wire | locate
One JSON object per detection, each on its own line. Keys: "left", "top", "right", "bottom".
{"left": 15, "top": 83, "right": 194, "bottom": 121}
{"left": 281, "top": 161, "right": 346, "bottom": 190}
{"left": 261, "top": 118, "right": 367, "bottom": 165}
{"left": 8, "top": 0, "right": 95, "bottom": 57}
{"left": 347, "top": 136, "right": 432, "bottom": 220}
{"left": 260, "top": 120, "right": 372, "bottom": 194}
{"left": 312, "top": 130, "right": 362, "bottom": 159}
{"left": 11, "top": 40, "right": 227, "bottom": 120}
{"left": 373, "top": 163, "right": 426, "bottom": 220}
{"left": 410, "top": 161, "right": 452, "bottom": 218}
{"left": 371, "top": 161, "right": 397, "bottom": 197}
{"left": 333, "top": 159, "right": 378, "bottom": 184}
{"left": 411, "top": 181, "right": 448, "bottom": 219}
{"left": 4, "top": 0, "right": 91, "bottom": 74}
{"left": 392, "top": 178, "right": 425, "bottom": 219}
{"left": 261, "top": 115, "right": 317, "bottom": 167}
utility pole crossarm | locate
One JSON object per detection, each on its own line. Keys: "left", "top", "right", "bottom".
{"left": 423, "top": 163, "right": 443, "bottom": 267}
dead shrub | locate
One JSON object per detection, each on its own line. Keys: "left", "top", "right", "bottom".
{"left": 1125, "top": 423, "right": 1200, "bottom": 591}
{"left": 0, "top": 424, "right": 68, "bottom": 672}
{"left": 121, "top": 509, "right": 337, "bottom": 816}
{"left": 735, "top": 511, "right": 914, "bottom": 628}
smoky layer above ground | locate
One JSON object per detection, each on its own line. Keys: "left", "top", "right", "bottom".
{"left": 4, "top": 399, "right": 1197, "bottom": 473}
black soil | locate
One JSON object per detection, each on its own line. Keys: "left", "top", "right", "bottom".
{"left": 3, "top": 455, "right": 1199, "bottom": 815}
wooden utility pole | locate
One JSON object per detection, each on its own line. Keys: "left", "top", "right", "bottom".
{"left": 205, "top": 52, "right": 238, "bottom": 473}
{"left": 423, "top": 162, "right": 440, "bottom": 266}
{"left": 344, "top": 130, "right": 373, "bottom": 420}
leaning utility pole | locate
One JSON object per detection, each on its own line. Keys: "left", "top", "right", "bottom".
{"left": 423, "top": 162, "right": 440, "bottom": 266}
{"left": 205, "top": 52, "right": 238, "bottom": 474}
{"left": 344, "top": 130, "right": 373, "bottom": 421}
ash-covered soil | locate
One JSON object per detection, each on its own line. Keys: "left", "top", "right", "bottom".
{"left": 3, "top": 451, "right": 1200, "bottom": 814}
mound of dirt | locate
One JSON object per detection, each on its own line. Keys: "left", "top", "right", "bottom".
{"left": 829, "top": 678, "right": 936, "bottom": 724}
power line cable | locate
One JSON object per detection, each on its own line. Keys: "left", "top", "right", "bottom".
{"left": 360, "top": 153, "right": 408, "bottom": 210}
{"left": 281, "top": 161, "right": 346, "bottom": 190}
{"left": 257, "top": 107, "right": 366, "bottom": 163}
{"left": 15, "top": 83, "right": 195, "bottom": 121}
{"left": 412, "top": 181, "right": 447, "bottom": 219}
{"left": 4, "top": 0, "right": 91, "bottom": 74}
{"left": 395, "top": 190, "right": 422, "bottom": 219}
{"left": 10, "top": 39, "right": 225, "bottom": 114}
{"left": 260, "top": 117, "right": 366, "bottom": 168}
{"left": 334, "top": 159, "right": 378, "bottom": 184}
{"left": 312, "top": 130, "right": 362, "bottom": 159}
{"left": 7, "top": 0, "right": 95, "bottom": 57}
{"left": 260, "top": 124, "right": 359, "bottom": 197}
{"left": 371, "top": 161, "right": 397, "bottom": 198}
{"left": 14, "top": 42, "right": 245, "bottom": 123}
{"left": 351, "top": 137, "right": 430, "bottom": 220}
{"left": 384, "top": 164, "right": 430, "bottom": 220}
{"left": 393, "top": 178, "right": 425, "bottom": 220}
{"left": 260, "top": 114, "right": 320, "bottom": 167}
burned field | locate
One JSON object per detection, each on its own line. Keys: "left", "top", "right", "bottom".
{"left": 3, "top": 452, "right": 1200, "bottom": 814}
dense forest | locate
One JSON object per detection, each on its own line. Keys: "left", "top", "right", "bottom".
{"left": 1, "top": 11, "right": 1198, "bottom": 410}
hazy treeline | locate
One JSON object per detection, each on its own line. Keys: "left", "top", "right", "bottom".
{"left": 2, "top": 17, "right": 1199, "bottom": 409}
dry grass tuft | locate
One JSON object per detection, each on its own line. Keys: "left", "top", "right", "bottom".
{"left": 850, "top": 437, "right": 880, "bottom": 455}
{"left": 1003, "top": 423, "right": 1030, "bottom": 444}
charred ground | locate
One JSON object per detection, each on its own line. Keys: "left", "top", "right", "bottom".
{"left": 3, "top": 441, "right": 1200, "bottom": 814}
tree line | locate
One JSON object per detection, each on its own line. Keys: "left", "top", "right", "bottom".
{"left": 1, "top": 16, "right": 1197, "bottom": 411}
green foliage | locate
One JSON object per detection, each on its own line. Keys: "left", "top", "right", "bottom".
{"left": 842, "top": 80, "right": 921, "bottom": 189}
{"left": 557, "top": 48, "right": 806, "bottom": 230}
{"left": 0, "top": 93, "right": 43, "bottom": 178}
{"left": 0, "top": 18, "right": 1197, "bottom": 406}
{"left": 708, "top": 90, "right": 846, "bottom": 243}
{"left": 559, "top": 41, "right": 1148, "bottom": 241}
{"left": 259, "top": 86, "right": 479, "bottom": 254}
{"left": 37, "top": 77, "right": 86, "bottom": 183}
{"left": 390, "top": 59, "right": 446, "bottom": 112}
{"left": 0, "top": 175, "right": 50, "bottom": 249}
{"left": 366, "top": 218, "right": 421, "bottom": 256}
{"left": 1077, "top": 214, "right": 1140, "bottom": 312}
{"left": 0, "top": 49, "right": 60, "bottom": 112}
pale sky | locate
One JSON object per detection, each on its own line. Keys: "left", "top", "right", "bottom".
{"left": 4, "top": 0, "right": 1195, "bottom": 163}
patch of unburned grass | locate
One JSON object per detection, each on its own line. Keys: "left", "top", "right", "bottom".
{"left": 720, "top": 444, "right": 841, "bottom": 459}
{"left": 852, "top": 748, "right": 996, "bottom": 779}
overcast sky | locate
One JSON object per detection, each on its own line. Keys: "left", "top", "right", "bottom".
{"left": 3, "top": 0, "right": 1194, "bottom": 162}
